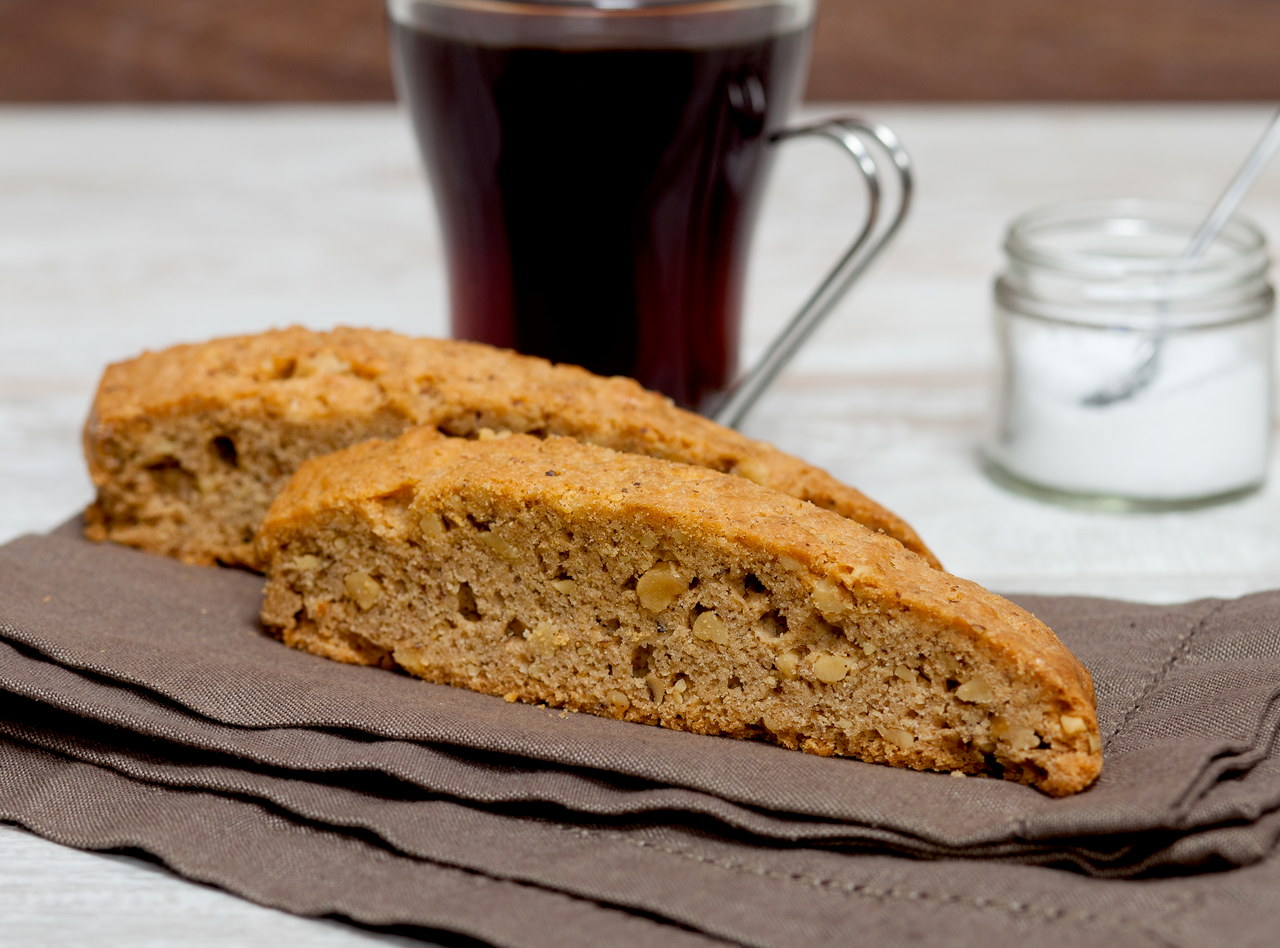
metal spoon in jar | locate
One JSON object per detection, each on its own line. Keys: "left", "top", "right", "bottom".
{"left": 1083, "top": 107, "right": 1280, "bottom": 408}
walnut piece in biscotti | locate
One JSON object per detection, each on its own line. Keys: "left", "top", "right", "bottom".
{"left": 83, "top": 327, "right": 939, "bottom": 570}
{"left": 257, "top": 431, "right": 1100, "bottom": 796}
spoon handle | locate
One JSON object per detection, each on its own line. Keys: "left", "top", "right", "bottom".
{"left": 1183, "top": 107, "right": 1280, "bottom": 260}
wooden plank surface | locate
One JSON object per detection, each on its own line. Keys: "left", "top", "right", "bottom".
{"left": 0, "top": 0, "right": 1277, "bottom": 102}
{"left": 0, "top": 0, "right": 393, "bottom": 101}
{"left": 807, "top": 0, "right": 1280, "bottom": 101}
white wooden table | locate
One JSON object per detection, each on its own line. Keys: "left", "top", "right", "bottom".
{"left": 3, "top": 104, "right": 1279, "bottom": 945}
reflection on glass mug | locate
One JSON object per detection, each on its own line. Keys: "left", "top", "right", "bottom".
{"left": 388, "top": 0, "right": 910, "bottom": 421}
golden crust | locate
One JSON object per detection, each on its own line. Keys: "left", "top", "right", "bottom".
{"left": 259, "top": 431, "right": 1100, "bottom": 796}
{"left": 84, "top": 326, "right": 938, "bottom": 569}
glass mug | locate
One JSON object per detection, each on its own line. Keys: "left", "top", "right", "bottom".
{"left": 387, "top": 0, "right": 909, "bottom": 421}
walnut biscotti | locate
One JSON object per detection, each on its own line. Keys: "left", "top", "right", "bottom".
{"left": 258, "top": 430, "right": 1101, "bottom": 795}
{"left": 83, "top": 326, "right": 938, "bottom": 570}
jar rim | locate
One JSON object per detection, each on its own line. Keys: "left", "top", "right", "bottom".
{"left": 995, "top": 275, "right": 1275, "bottom": 329}
{"left": 1004, "top": 197, "right": 1270, "bottom": 280}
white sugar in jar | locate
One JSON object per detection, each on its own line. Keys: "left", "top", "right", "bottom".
{"left": 984, "top": 198, "right": 1275, "bottom": 510}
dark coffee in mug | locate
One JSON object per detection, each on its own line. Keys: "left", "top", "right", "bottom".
{"left": 389, "top": 1, "right": 811, "bottom": 413}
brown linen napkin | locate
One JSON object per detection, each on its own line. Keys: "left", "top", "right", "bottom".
{"left": 4, "top": 525, "right": 1280, "bottom": 945}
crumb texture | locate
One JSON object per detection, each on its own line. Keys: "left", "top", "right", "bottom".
{"left": 258, "top": 432, "right": 1101, "bottom": 796}
{"left": 82, "top": 327, "right": 938, "bottom": 569}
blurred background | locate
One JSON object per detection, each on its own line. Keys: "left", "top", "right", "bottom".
{"left": 1, "top": 0, "right": 1276, "bottom": 102}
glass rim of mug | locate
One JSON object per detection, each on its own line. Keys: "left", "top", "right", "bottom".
{"left": 388, "top": 0, "right": 809, "bottom": 18}
{"left": 389, "top": 0, "right": 813, "bottom": 53}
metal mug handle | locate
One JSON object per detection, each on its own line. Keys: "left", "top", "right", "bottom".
{"left": 712, "top": 118, "right": 914, "bottom": 429}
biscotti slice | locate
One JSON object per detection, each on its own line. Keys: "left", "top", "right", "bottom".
{"left": 85, "top": 327, "right": 936, "bottom": 570}
{"left": 258, "top": 430, "right": 1100, "bottom": 795}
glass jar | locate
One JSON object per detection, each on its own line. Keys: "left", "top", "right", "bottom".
{"left": 984, "top": 198, "right": 1275, "bottom": 511}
